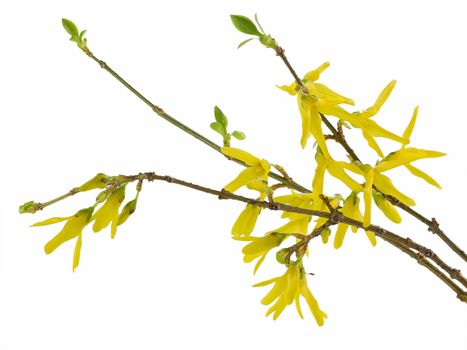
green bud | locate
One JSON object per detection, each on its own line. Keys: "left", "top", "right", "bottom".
{"left": 79, "top": 173, "right": 110, "bottom": 192}
{"left": 96, "top": 189, "right": 110, "bottom": 204}
{"left": 230, "top": 15, "right": 262, "bottom": 36}
{"left": 19, "top": 201, "right": 41, "bottom": 214}
{"left": 321, "top": 228, "right": 331, "bottom": 244}
{"left": 118, "top": 199, "right": 138, "bottom": 225}
{"left": 276, "top": 248, "right": 289, "bottom": 264}
{"left": 259, "top": 35, "right": 278, "bottom": 49}
{"left": 62, "top": 18, "right": 88, "bottom": 50}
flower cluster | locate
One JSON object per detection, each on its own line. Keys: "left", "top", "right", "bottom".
{"left": 220, "top": 60, "right": 445, "bottom": 326}
{"left": 31, "top": 174, "right": 141, "bottom": 271}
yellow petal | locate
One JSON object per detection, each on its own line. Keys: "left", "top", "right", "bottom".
{"left": 303, "top": 62, "right": 330, "bottom": 82}
{"left": 73, "top": 233, "right": 82, "bottom": 272}
{"left": 327, "top": 161, "right": 363, "bottom": 192}
{"left": 312, "top": 83, "right": 354, "bottom": 105}
{"left": 253, "top": 277, "right": 279, "bottom": 288}
{"left": 242, "top": 234, "right": 282, "bottom": 255}
{"left": 295, "top": 296, "right": 304, "bottom": 319}
{"left": 261, "top": 276, "right": 286, "bottom": 305}
{"left": 297, "top": 95, "right": 313, "bottom": 149}
{"left": 277, "top": 82, "right": 298, "bottom": 96}
{"left": 32, "top": 216, "right": 71, "bottom": 227}
{"left": 315, "top": 101, "right": 354, "bottom": 121}
{"left": 221, "top": 147, "right": 260, "bottom": 166}
{"left": 372, "top": 192, "right": 402, "bottom": 223}
{"left": 334, "top": 223, "right": 349, "bottom": 249}
{"left": 376, "top": 147, "right": 446, "bottom": 173}
{"left": 405, "top": 164, "right": 442, "bottom": 189}
{"left": 362, "top": 119, "right": 407, "bottom": 143}
{"left": 274, "top": 217, "right": 310, "bottom": 235}
{"left": 365, "top": 230, "right": 377, "bottom": 246}
{"left": 350, "top": 195, "right": 363, "bottom": 233}
{"left": 232, "top": 204, "right": 262, "bottom": 236}
{"left": 92, "top": 186, "right": 126, "bottom": 233}
{"left": 373, "top": 172, "right": 415, "bottom": 206}
{"left": 79, "top": 173, "right": 110, "bottom": 192}
{"left": 223, "top": 166, "right": 260, "bottom": 193}
{"left": 358, "top": 80, "right": 396, "bottom": 118}
{"left": 402, "top": 106, "right": 419, "bottom": 143}
{"left": 253, "top": 255, "right": 267, "bottom": 274}
{"left": 363, "top": 168, "right": 375, "bottom": 228}
{"left": 300, "top": 280, "right": 327, "bottom": 326}
{"left": 44, "top": 218, "right": 85, "bottom": 254}
{"left": 312, "top": 149, "right": 328, "bottom": 194}
{"left": 362, "top": 130, "right": 384, "bottom": 157}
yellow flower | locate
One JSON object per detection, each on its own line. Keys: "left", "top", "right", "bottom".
{"left": 278, "top": 62, "right": 354, "bottom": 157}
{"left": 382, "top": 106, "right": 445, "bottom": 189}
{"left": 339, "top": 162, "right": 415, "bottom": 235}
{"left": 319, "top": 81, "right": 408, "bottom": 156}
{"left": 221, "top": 147, "right": 270, "bottom": 193}
{"left": 92, "top": 185, "right": 126, "bottom": 238}
{"left": 32, "top": 207, "right": 94, "bottom": 271}
{"left": 334, "top": 192, "right": 366, "bottom": 249}
{"left": 235, "top": 233, "right": 286, "bottom": 273}
{"left": 253, "top": 262, "right": 327, "bottom": 325}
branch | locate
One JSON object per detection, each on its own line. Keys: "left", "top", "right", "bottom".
{"left": 84, "top": 51, "right": 310, "bottom": 194}
{"left": 119, "top": 172, "right": 466, "bottom": 300}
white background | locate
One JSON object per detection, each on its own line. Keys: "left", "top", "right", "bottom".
{"left": 1, "top": 0, "right": 466, "bottom": 349}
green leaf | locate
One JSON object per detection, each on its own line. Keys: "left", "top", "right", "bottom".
{"left": 210, "top": 122, "right": 226, "bottom": 136}
{"left": 237, "top": 38, "right": 254, "bottom": 49}
{"left": 232, "top": 131, "right": 246, "bottom": 140}
{"left": 214, "top": 106, "right": 228, "bottom": 128}
{"left": 62, "top": 18, "right": 79, "bottom": 38}
{"left": 230, "top": 15, "right": 262, "bottom": 36}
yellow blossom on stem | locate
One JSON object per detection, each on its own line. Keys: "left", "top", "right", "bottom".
{"left": 235, "top": 233, "right": 286, "bottom": 273}
{"left": 221, "top": 147, "right": 270, "bottom": 192}
{"left": 32, "top": 207, "right": 94, "bottom": 271}
{"left": 253, "top": 262, "right": 327, "bottom": 325}
{"left": 92, "top": 185, "right": 126, "bottom": 238}
{"left": 278, "top": 62, "right": 354, "bottom": 157}
{"left": 319, "top": 80, "right": 407, "bottom": 156}
{"left": 376, "top": 106, "right": 445, "bottom": 189}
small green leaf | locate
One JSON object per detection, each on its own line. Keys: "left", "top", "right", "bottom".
{"left": 230, "top": 15, "right": 262, "bottom": 36}
{"left": 62, "top": 18, "right": 79, "bottom": 37}
{"left": 232, "top": 131, "right": 246, "bottom": 140}
{"left": 214, "top": 106, "right": 228, "bottom": 128}
{"left": 237, "top": 38, "right": 254, "bottom": 49}
{"left": 210, "top": 122, "right": 226, "bottom": 136}
{"left": 254, "top": 13, "right": 266, "bottom": 34}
